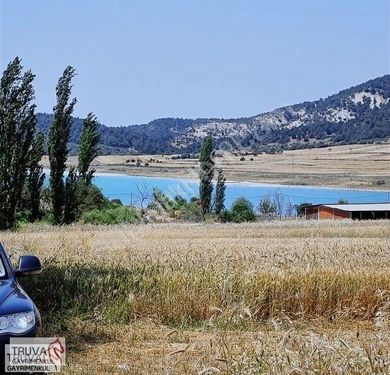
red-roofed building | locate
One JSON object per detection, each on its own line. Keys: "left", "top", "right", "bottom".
{"left": 303, "top": 203, "right": 390, "bottom": 220}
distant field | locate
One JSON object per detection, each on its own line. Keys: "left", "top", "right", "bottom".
{"left": 2, "top": 220, "right": 390, "bottom": 374}
{"left": 43, "top": 142, "right": 390, "bottom": 189}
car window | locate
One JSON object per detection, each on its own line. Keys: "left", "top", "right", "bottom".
{"left": 0, "top": 258, "right": 5, "bottom": 277}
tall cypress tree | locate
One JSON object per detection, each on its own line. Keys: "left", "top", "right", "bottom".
{"left": 27, "top": 132, "right": 45, "bottom": 222}
{"left": 0, "top": 57, "right": 36, "bottom": 229}
{"left": 48, "top": 66, "right": 77, "bottom": 224}
{"left": 63, "top": 167, "right": 78, "bottom": 224}
{"left": 78, "top": 112, "right": 100, "bottom": 184}
{"left": 215, "top": 169, "right": 226, "bottom": 218}
{"left": 199, "top": 135, "right": 214, "bottom": 217}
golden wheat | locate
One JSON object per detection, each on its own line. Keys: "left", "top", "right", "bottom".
{"left": 2, "top": 220, "right": 390, "bottom": 374}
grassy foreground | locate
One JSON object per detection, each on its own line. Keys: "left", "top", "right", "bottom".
{"left": 2, "top": 220, "right": 390, "bottom": 374}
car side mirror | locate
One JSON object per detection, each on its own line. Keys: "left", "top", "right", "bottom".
{"left": 14, "top": 255, "right": 42, "bottom": 277}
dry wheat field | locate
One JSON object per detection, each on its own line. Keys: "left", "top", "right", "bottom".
{"left": 2, "top": 220, "right": 390, "bottom": 374}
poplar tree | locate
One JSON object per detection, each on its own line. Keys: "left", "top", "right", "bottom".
{"left": 199, "top": 135, "right": 214, "bottom": 217}
{"left": 27, "top": 132, "right": 45, "bottom": 221}
{"left": 48, "top": 66, "right": 76, "bottom": 224}
{"left": 0, "top": 57, "right": 36, "bottom": 229}
{"left": 63, "top": 167, "right": 78, "bottom": 224}
{"left": 63, "top": 113, "right": 101, "bottom": 223}
{"left": 215, "top": 169, "right": 226, "bottom": 218}
{"left": 78, "top": 112, "right": 100, "bottom": 184}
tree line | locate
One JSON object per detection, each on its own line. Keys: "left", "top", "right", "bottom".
{"left": 1, "top": 57, "right": 325, "bottom": 229}
{"left": 0, "top": 57, "right": 227, "bottom": 229}
{"left": 0, "top": 58, "right": 100, "bottom": 230}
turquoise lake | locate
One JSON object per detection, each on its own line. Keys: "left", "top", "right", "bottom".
{"left": 92, "top": 173, "right": 389, "bottom": 208}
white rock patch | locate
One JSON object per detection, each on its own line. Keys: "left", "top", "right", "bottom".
{"left": 351, "top": 92, "right": 389, "bottom": 109}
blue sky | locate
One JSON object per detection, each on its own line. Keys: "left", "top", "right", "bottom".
{"left": 1, "top": 0, "right": 389, "bottom": 126}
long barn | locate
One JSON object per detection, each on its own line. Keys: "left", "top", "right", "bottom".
{"left": 304, "top": 203, "right": 390, "bottom": 220}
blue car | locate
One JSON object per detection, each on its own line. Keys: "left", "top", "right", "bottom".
{"left": 0, "top": 242, "right": 42, "bottom": 344}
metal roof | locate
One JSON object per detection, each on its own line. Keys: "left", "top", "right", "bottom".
{"left": 323, "top": 203, "right": 390, "bottom": 212}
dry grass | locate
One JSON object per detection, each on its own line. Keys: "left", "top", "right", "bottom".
{"left": 2, "top": 220, "right": 390, "bottom": 373}
{"left": 4, "top": 220, "right": 390, "bottom": 272}
{"left": 60, "top": 320, "right": 390, "bottom": 374}
{"left": 47, "top": 142, "right": 390, "bottom": 188}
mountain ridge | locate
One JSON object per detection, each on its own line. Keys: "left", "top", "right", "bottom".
{"left": 36, "top": 75, "right": 390, "bottom": 154}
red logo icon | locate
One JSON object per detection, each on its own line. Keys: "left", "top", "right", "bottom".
{"left": 47, "top": 338, "right": 65, "bottom": 361}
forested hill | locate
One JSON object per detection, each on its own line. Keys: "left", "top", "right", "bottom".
{"left": 36, "top": 75, "right": 390, "bottom": 154}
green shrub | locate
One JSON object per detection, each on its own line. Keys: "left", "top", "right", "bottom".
{"left": 179, "top": 201, "right": 203, "bottom": 222}
{"left": 78, "top": 183, "right": 111, "bottom": 213}
{"left": 81, "top": 206, "right": 140, "bottom": 225}
{"left": 151, "top": 188, "right": 175, "bottom": 214}
{"left": 110, "top": 198, "right": 123, "bottom": 206}
{"left": 173, "top": 195, "right": 187, "bottom": 209}
{"left": 375, "top": 179, "right": 386, "bottom": 186}
{"left": 14, "top": 210, "right": 31, "bottom": 229}
{"left": 224, "top": 197, "right": 256, "bottom": 223}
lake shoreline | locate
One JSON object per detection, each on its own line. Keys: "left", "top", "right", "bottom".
{"left": 41, "top": 143, "right": 390, "bottom": 192}
{"left": 95, "top": 167, "right": 389, "bottom": 193}
{"left": 93, "top": 165, "right": 390, "bottom": 192}
{"left": 88, "top": 171, "right": 390, "bottom": 207}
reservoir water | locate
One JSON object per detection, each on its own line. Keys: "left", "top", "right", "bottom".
{"left": 92, "top": 173, "right": 389, "bottom": 208}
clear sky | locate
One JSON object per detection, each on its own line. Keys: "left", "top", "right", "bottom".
{"left": 1, "top": 0, "right": 389, "bottom": 126}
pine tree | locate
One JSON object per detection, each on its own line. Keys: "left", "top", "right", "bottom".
{"left": 48, "top": 66, "right": 77, "bottom": 224}
{"left": 27, "top": 132, "right": 45, "bottom": 221}
{"left": 199, "top": 135, "right": 214, "bottom": 217}
{"left": 215, "top": 169, "right": 226, "bottom": 218}
{"left": 0, "top": 57, "right": 36, "bottom": 229}
{"left": 78, "top": 112, "right": 100, "bottom": 184}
